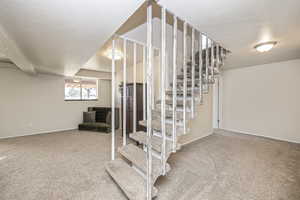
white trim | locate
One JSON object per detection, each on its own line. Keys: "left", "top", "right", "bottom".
{"left": 180, "top": 131, "right": 213, "bottom": 146}
{"left": 0, "top": 128, "right": 77, "bottom": 140}
{"left": 220, "top": 128, "right": 300, "bottom": 144}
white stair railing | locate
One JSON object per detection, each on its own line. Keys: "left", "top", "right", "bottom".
{"left": 108, "top": 2, "right": 229, "bottom": 200}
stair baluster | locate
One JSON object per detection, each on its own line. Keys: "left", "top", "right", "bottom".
{"left": 199, "top": 33, "right": 203, "bottom": 104}
{"left": 123, "top": 39, "right": 127, "bottom": 146}
{"left": 216, "top": 43, "right": 220, "bottom": 75}
{"left": 183, "top": 22, "right": 187, "bottom": 135}
{"left": 205, "top": 36, "right": 209, "bottom": 90}
{"left": 133, "top": 43, "right": 137, "bottom": 134}
{"left": 160, "top": 6, "right": 167, "bottom": 175}
{"left": 211, "top": 40, "right": 215, "bottom": 83}
{"left": 111, "top": 39, "right": 116, "bottom": 160}
{"left": 191, "top": 28, "right": 195, "bottom": 118}
{"left": 143, "top": 45, "right": 146, "bottom": 120}
{"left": 146, "top": 2, "right": 153, "bottom": 200}
{"left": 172, "top": 15, "right": 177, "bottom": 152}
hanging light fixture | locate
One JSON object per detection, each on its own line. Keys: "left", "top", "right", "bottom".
{"left": 105, "top": 49, "right": 123, "bottom": 60}
{"left": 254, "top": 41, "right": 277, "bottom": 53}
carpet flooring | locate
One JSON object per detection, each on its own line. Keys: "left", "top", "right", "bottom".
{"left": 0, "top": 130, "right": 299, "bottom": 200}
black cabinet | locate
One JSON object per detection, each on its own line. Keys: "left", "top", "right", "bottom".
{"left": 120, "top": 83, "right": 146, "bottom": 135}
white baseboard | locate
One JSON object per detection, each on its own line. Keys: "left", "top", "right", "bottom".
{"left": 180, "top": 131, "right": 213, "bottom": 146}
{"left": 221, "top": 128, "right": 300, "bottom": 144}
{"left": 0, "top": 127, "right": 77, "bottom": 140}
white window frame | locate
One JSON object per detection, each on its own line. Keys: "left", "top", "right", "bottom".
{"left": 64, "top": 78, "right": 98, "bottom": 101}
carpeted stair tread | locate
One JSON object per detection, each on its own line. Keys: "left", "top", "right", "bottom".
{"left": 152, "top": 109, "right": 186, "bottom": 120}
{"left": 129, "top": 131, "right": 177, "bottom": 153}
{"left": 139, "top": 120, "right": 185, "bottom": 136}
{"left": 119, "top": 143, "right": 170, "bottom": 180}
{"left": 177, "top": 74, "right": 200, "bottom": 80}
{"left": 165, "top": 88, "right": 201, "bottom": 96}
{"left": 156, "top": 99, "right": 192, "bottom": 107}
{"left": 105, "top": 158, "right": 157, "bottom": 200}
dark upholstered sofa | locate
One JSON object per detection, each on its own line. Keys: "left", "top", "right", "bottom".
{"left": 78, "top": 107, "right": 119, "bottom": 133}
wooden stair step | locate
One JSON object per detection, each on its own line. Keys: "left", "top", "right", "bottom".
{"left": 119, "top": 143, "right": 171, "bottom": 181}
{"left": 105, "top": 158, "right": 158, "bottom": 200}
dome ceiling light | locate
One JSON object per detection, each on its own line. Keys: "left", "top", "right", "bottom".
{"left": 254, "top": 41, "right": 277, "bottom": 53}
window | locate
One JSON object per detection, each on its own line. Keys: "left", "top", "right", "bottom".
{"left": 64, "top": 78, "right": 98, "bottom": 101}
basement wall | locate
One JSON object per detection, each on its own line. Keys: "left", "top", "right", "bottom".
{"left": 0, "top": 66, "right": 111, "bottom": 139}
{"left": 221, "top": 59, "right": 300, "bottom": 143}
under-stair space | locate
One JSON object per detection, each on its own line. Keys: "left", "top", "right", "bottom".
{"left": 105, "top": 1, "right": 229, "bottom": 199}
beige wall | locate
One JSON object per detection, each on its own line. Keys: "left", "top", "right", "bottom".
{"left": 0, "top": 66, "right": 111, "bottom": 139}
{"left": 221, "top": 59, "right": 300, "bottom": 143}
{"left": 179, "top": 88, "right": 213, "bottom": 145}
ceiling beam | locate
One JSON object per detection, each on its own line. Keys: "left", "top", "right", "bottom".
{"left": 75, "top": 68, "right": 111, "bottom": 80}
{"left": 0, "top": 25, "right": 36, "bottom": 75}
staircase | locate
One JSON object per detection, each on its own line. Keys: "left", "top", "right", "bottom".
{"left": 105, "top": 1, "right": 228, "bottom": 200}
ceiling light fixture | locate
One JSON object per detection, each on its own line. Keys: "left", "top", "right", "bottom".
{"left": 254, "top": 41, "right": 277, "bottom": 53}
{"left": 73, "top": 78, "right": 81, "bottom": 83}
{"left": 105, "top": 49, "right": 123, "bottom": 60}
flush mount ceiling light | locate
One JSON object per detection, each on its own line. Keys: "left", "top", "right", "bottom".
{"left": 254, "top": 41, "right": 277, "bottom": 53}
{"left": 105, "top": 49, "right": 123, "bottom": 60}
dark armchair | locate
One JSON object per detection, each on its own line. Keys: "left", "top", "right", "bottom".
{"left": 78, "top": 107, "right": 119, "bottom": 133}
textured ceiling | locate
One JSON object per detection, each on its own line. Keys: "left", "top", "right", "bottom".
{"left": 1, "top": 0, "right": 299, "bottom": 75}
{"left": 159, "top": 0, "right": 300, "bottom": 69}
{"left": 0, "top": 0, "right": 144, "bottom": 75}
